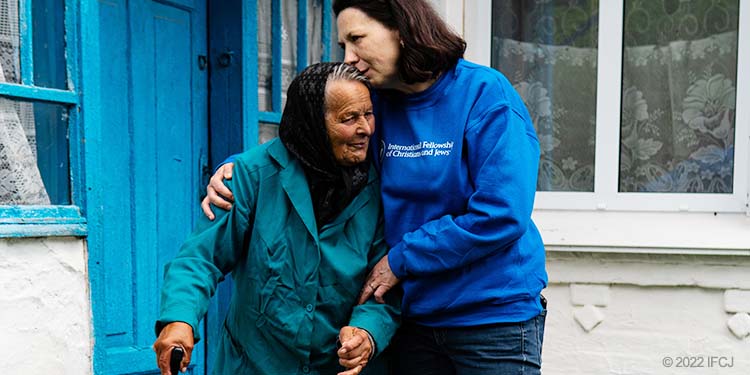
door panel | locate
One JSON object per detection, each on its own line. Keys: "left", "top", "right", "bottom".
{"left": 94, "top": 0, "right": 208, "bottom": 373}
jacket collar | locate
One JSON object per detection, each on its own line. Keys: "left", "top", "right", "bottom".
{"left": 267, "top": 139, "right": 377, "bottom": 239}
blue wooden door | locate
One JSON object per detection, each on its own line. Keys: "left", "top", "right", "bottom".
{"left": 91, "top": 0, "right": 208, "bottom": 374}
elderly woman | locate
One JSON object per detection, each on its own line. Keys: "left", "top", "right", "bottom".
{"left": 152, "top": 62, "right": 399, "bottom": 375}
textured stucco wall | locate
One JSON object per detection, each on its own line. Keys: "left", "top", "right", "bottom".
{"left": 0, "top": 237, "right": 92, "bottom": 375}
{"left": 1, "top": 237, "right": 749, "bottom": 375}
{"left": 541, "top": 252, "right": 750, "bottom": 374}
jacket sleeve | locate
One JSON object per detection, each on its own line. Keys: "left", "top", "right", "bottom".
{"left": 347, "top": 215, "right": 401, "bottom": 357}
{"left": 387, "top": 104, "right": 540, "bottom": 278}
{"left": 155, "top": 157, "right": 257, "bottom": 341}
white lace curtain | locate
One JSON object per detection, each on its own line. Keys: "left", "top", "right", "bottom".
{"left": 0, "top": 0, "right": 49, "bottom": 204}
{"left": 494, "top": 38, "right": 597, "bottom": 192}
{"left": 492, "top": 0, "right": 738, "bottom": 194}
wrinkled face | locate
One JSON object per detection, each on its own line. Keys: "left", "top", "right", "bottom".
{"left": 337, "top": 7, "right": 401, "bottom": 89}
{"left": 325, "top": 79, "right": 375, "bottom": 166}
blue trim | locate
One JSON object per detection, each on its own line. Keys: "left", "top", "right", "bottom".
{"left": 271, "top": 0, "right": 282, "bottom": 112}
{"left": 80, "top": 0, "right": 104, "bottom": 372}
{"left": 0, "top": 206, "right": 86, "bottom": 237}
{"left": 67, "top": 0, "right": 85, "bottom": 213}
{"left": 0, "top": 83, "right": 78, "bottom": 104}
{"left": 297, "top": 0, "right": 308, "bottom": 73}
{"left": 258, "top": 111, "right": 282, "bottom": 124}
{"left": 322, "top": 0, "right": 332, "bottom": 61}
{"left": 0, "top": 224, "right": 86, "bottom": 237}
{"left": 19, "top": 0, "right": 34, "bottom": 85}
{"left": 243, "top": 0, "right": 259, "bottom": 149}
{"left": 69, "top": 100, "right": 85, "bottom": 213}
{"left": 66, "top": 0, "right": 80, "bottom": 92}
{"left": 0, "top": 206, "right": 84, "bottom": 222}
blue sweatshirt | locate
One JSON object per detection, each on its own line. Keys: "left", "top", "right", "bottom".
{"left": 371, "top": 59, "right": 547, "bottom": 326}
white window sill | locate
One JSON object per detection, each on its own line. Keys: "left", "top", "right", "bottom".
{"left": 532, "top": 209, "right": 750, "bottom": 256}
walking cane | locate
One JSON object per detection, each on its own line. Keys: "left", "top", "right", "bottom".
{"left": 170, "top": 347, "right": 184, "bottom": 375}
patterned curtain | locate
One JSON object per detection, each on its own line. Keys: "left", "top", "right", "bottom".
{"left": 619, "top": 0, "right": 738, "bottom": 193}
{"left": 491, "top": 0, "right": 599, "bottom": 192}
{"left": 0, "top": 0, "right": 49, "bottom": 205}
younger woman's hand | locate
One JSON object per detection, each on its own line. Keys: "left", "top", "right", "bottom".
{"left": 201, "top": 162, "right": 235, "bottom": 220}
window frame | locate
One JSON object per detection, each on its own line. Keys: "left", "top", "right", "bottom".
{"left": 465, "top": 0, "right": 750, "bottom": 214}
{"left": 249, "top": 0, "right": 337, "bottom": 148}
{"left": 0, "top": 0, "right": 85, "bottom": 237}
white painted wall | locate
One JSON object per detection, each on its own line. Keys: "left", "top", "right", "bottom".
{"left": 2, "top": 238, "right": 749, "bottom": 374}
{"left": 542, "top": 251, "right": 750, "bottom": 374}
{"left": 0, "top": 237, "right": 92, "bottom": 375}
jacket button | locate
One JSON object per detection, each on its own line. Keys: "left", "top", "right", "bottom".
{"left": 305, "top": 304, "right": 314, "bottom": 312}
{"left": 302, "top": 365, "right": 310, "bottom": 373}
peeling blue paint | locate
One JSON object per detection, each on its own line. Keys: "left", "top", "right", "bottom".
{"left": 258, "top": 111, "right": 282, "bottom": 124}
{"left": 0, "top": 223, "right": 86, "bottom": 237}
{"left": 19, "top": 0, "right": 34, "bottom": 85}
{"left": 0, "top": 83, "right": 78, "bottom": 103}
{"left": 0, "top": 206, "right": 86, "bottom": 237}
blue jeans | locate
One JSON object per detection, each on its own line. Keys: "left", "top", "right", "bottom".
{"left": 391, "top": 305, "right": 546, "bottom": 375}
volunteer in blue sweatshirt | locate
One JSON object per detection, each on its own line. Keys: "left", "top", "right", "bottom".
{"left": 202, "top": 1, "right": 548, "bottom": 373}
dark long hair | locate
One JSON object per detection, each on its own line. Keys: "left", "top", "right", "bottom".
{"left": 333, "top": 0, "right": 466, "bottom": 84}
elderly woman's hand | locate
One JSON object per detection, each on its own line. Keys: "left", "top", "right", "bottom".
{"left": 201, "top": 162, "right": 235, "bottom": 220}
{"left": 152, "top": 322, "right": 194, "bottom": 375}
{"left": 337, "top": 326, "right": 373, "bottom": 375}
{"left": 358, "top": 255, "right": 400, "bottom": 304}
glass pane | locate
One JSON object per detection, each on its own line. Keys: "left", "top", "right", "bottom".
{"left": 258, "top": 122, "right": 278, "bottom": 145}
{"left": 33, "top": 0, "right": 67, "bottom": 89}
{"left": 307, "top": 0, "right": 326, "bottom": 63}
{"left": 619, "top": 0, "right": 739, "bottom": 193}
{"left": 257, "top": 0, "right": 275, "bottom": 112}
{"left": 0, "top": 98, "right": 70, "bottom": 205}
{"left": 0, "top": 0, "right": 21, "bottom": 83}
{"left": 491, "top": 0, "right": 599, "bottom": 192}
{"left": 258, "top": 0, "right": 325, "bottom": 112}
{"left": 328, "top": 1, "right": 343, "bottom": 62}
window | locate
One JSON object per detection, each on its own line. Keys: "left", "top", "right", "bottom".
{"left": 255, "top": 0, "right": 340, "bottom": 146}
{"left": 618, "top": 0, "right": 739, "bottom": 196}
{"left": 0, "top": 0, "right": 83, "bottom": 237}
{"left": 468, "top": 0, "right": 747, "bottom": 213}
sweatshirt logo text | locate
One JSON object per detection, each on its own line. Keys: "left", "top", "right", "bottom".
{"left": 384, "top": 141, "right": 454, "bottom": 158}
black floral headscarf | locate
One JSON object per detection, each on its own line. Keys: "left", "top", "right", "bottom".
{"left": 278, "top": 62, "right": 371, "bottom": 227}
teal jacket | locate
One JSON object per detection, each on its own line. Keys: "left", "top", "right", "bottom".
{"left": 157, "top": 138, "right": 400, "bottom": 375}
